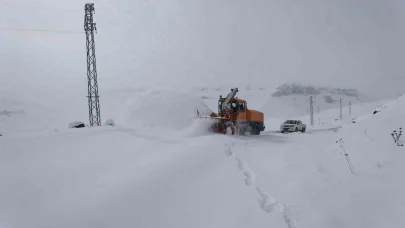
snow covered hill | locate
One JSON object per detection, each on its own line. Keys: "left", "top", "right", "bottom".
{"left": 195, "top": 83, "right": 382, "bottom": 120}
{"left": 1, "top": 86, "right": 405, "bottom": 228}
{"left": 262, "top": 83, "right": 378, "bottom": 118}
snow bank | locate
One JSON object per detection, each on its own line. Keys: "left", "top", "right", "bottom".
{"left": 104, "top": 119, "right": 115, "bottom": 126}
{"left": 340, "top": 94, "right": 405, "bottom": 143}
{"left": 122, "top": 88, "right": 213, "bottom": 132}
{"left": 235, "top": 94, "right": 405, "bottom": 227}
{"left": 182, "top": 117, "right": 219, "bottom": 137}
{"left": 68, "top": 121, "right": 85, "bottom": 128}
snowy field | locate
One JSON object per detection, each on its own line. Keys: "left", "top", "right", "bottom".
{"left": 1, "top": 0, "right": 404, "bottom": 227}
{"left": 1, "top": 87, "right": 405, "bottom": 228}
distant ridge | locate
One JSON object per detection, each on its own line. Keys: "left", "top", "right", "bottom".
{"left": 272, "top": 83, "right": 360, "bottom": 99}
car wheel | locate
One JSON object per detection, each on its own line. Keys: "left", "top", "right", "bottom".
{"left": 301, "top": 128, "right": 306, "bottom": 133}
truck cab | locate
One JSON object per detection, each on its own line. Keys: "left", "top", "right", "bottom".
{"left": 217, "top": 96, "right": 265, "bottom": 135}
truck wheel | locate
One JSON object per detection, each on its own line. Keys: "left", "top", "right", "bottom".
{"left": 301, "top": 127, "right": 306, "bottom": 133}
{"left": 252, "top": 125, "right": 260, "bottom": 135}
{"left": 295, "top": 127, "right": 298, "bottom": 132}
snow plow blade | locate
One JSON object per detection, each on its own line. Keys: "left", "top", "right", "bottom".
{"left": 195, "top": 112, "right": 236, "bottom": 135}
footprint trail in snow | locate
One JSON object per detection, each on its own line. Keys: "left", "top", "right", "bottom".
{"left": 225, "top": 142, "right": 297, "bottom": 228}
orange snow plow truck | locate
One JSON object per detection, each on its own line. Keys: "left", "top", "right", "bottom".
{"left": 202, "top": 88, "right": 265, "bottom": 135}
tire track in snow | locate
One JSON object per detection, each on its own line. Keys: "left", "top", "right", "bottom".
{"left": 225, "top": 142, "right": 297, "bottom": 228}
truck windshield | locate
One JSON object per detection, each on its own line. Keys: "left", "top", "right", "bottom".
{"left": 284, "top": 120, "right": 297, "bottom": 124}
{"left": 239, "top": 102, "right": 246, "bottom": 112}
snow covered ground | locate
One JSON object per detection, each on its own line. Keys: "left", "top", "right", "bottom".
{"left": 1, "top": 87, "right": 405, "bottom": 228}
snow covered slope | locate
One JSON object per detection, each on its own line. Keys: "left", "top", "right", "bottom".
{"left": 0, "top": 87, "right": 293, "bottom": 228}
{"left": 235, "top": 95, "right": 405, "bottom": 227}
{"left": 1, "top": 87, "right": 405, "bottom": 228}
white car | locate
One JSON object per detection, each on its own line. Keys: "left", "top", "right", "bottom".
{"left": 280, "top": 120, "right": 306, "bottom": 133}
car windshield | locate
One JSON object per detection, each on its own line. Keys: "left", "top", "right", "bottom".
{"left": 284, "top": 120, "right": 297, "bottom": 124}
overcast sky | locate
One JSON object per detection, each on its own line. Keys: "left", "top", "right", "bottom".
{"left": 1, "top": 0, "right": 404, "bottom": 98}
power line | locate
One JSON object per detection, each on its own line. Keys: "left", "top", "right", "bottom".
{"left": 0, "top": 28, "right": 83, "bottom": 34}
{"left": 2, "top": 2, "right": 81, "bottom": 13}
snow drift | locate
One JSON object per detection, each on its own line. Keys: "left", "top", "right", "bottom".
{"left": 121, "top": 88, "right": 213, "bottom": 131}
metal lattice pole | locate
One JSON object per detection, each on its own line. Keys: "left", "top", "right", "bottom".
{"left": 84, "top": 3, "right": 101, "bottom": 126}
{"left": 310, "top": 96, "right": 314, "bottom": 126}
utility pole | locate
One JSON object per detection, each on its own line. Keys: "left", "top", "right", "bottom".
{"left": 349, "top": 101, "right": 352, "bottom": 116}
{"left": 340, "top": 98, "right": 342, "bottom": 119}
{"left": 84, "top": 3, "right": 101, "bottom": 126}
{"left": 310, "top": 96, "right": 314, "bottom": 126}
